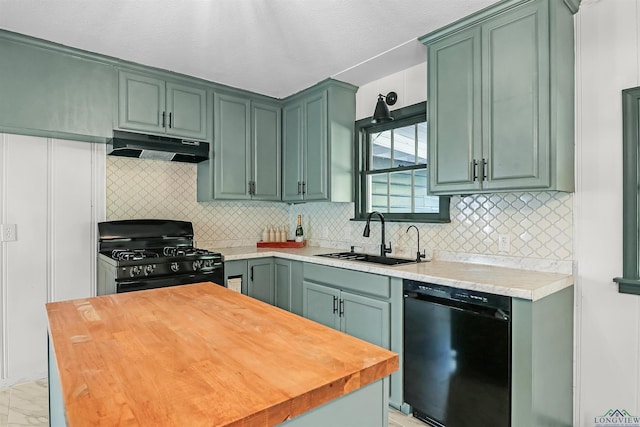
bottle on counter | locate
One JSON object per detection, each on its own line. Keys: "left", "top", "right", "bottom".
{"left": 269, "top": 226, "right": 276, "bottom": 242}
{"left": 262, "top": 228, "right": 269, "bottom": 242}
{"left": 281, "top": 226, "right": 288, "bottom": 242}
{"left": 295, "top": 215, "right": 304, "bottom": 242}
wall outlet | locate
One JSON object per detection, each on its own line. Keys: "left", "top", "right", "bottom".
{"left": 498, "top": 234, "right": 510, "bottom": 253}
{"left": 1, "top": 224, "right": 17, "bottom": 242}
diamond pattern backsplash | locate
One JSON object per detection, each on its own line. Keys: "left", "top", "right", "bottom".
{"left": 107, "top": 157, "right": 572, "bottom": 261}
{"left": 106, "top": 157, "right": 289, "bottom": 247}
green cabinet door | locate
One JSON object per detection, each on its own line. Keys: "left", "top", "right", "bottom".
{"left": 428, "top": 26, "right": 482, "bottom": 194}
{"left": 247, "top": 258, "right": 274, "bottom": 305}
{"left": 303, "top": 90, "right": 328, "bottom": 201}
{"left": 302, "top": 278, "right": 390, "bottom": 349}
{"left": 302, "top": 281, "right": 341, "bottom": 330}
{"left": 274, "top": 259, "right": 303, "bottom": 313}
{"left": 119, "top": 70, "right": 208, "bottom": 140}
{"left": 421, "top": 0, "right": 575, "bottom": 195}
{"left": 166, "top": 81, "right": 207, "bottom": 140}
{"left": 251, "top": 101, "right": 281, "bottom": 200}
{"left": 214, "top": 92, "right": 252, "bottom": 199}
{"left": 282, "top": 101, "right": 304, "bottom": 201}
{"left": 481, "top": 1, "right": 550, "bottom": 191}
{"left": 340, "top": 291, "right": 390, "bottom": 349}
{"left": 281, "top": 79, "right": 356, "bottom": 203}
{"left": 0, "top": 35, "right": 116, "bottom": 140}
{"left": 118, "top": 71, "right": 165, "bottom": 134}
{"left": 274, "top": 259, "right": 292, "bottom": 311}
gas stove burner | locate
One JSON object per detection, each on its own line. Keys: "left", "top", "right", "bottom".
{"left": 111, "top": 249, "right": 159, "bottom": 261}
{"left": 162, "top": 246, "right": 211, "bottom": 257}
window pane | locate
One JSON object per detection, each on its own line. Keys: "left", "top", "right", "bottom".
{"left": 370, "top": 130, "right": 391, "bottom": 170}
{"left": 389, "top": 171, "right": 412, "bottom": 212}
{"left": 414, "top": 169, "right": 440, "bottom": 213}
{"left": 393, "top": 125, "right": 417, "bottom": 167}
{"left": 368, "top": 173, "right": 389, "bottom": 213}
{"left": 417, "top": 122, "right": 427, "bottom": 164}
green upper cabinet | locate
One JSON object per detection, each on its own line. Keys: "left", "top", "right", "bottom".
{"left": 118, "top": 70, "right": 207, "bottom": 140}
{"left": 199, "top": 91, "right": 281, "bottom": 201}
{"left": 282, "top": 79, "right": 357, "bottom": 203}
{"left": 252, "top": 101, "right": 282, "bottom": 200}
{"left": 421, "top": 0, "right": 576, "bottom": 195}
{"left": 0, "top": 32, "right": 116, "bottom": 141}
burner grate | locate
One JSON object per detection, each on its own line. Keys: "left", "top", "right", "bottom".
{"left": 111, "top": 249, "right": 160, "bottom": 261}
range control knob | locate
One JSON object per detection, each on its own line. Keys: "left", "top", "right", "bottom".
{"left": 192, "top": 260, "right": 203, "bottom": 271}
{"left": 130, "top": 266, "right": 142, "bottom": 277}
{"left": 144, "top": 265, "right": 155, "bottom": 276}
{"left": 170, "top": 262, "right": 179, "bottom": 273}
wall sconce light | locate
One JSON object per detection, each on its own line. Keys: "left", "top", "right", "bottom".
{"left": 372, "top": 91, "right": 398, "bottom": 123}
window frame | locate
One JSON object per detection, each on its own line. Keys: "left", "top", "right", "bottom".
{"left": 353, "top": 101, "right": 450, "bottom": 223}
{"left": 614, "top": 87, "right": 640, "bottom": 294}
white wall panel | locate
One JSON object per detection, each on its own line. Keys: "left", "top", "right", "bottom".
{"left": 0, "top": 134, "right": 104, "bottom": 386}
{"left": 50, "top": 139, "right": 104, "bottom": 301}
{"left": 3, "top": 134, "right": 49, "bottom": 383}
{"left": 574, "top": 0, "right": 640, "bottom": 424}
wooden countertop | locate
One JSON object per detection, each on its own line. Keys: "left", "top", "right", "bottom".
{"left": 46, "top": 283, "right": 398, "bottom": 426}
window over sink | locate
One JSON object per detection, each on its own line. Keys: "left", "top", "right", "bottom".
{"left": 353, "top": 102, "right": 450, "bottom": 223}
{"left": 615, "top": 87, "right": 640, "bottom": 295}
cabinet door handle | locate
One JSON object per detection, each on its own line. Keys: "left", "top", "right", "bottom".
{"left": 297, "top": 181, "right": 302, "bottom": 194}
{"left": 339, "top": 299, "right": 344, "bottom": 317}
{"left": 472, "top": 160, "right": 478, "bottom": 181}
{"left": 250, "top": 266, "right": 254, "bottom": 282}
{"left": 302, "top": 181, "right": 306, "bottom": 194}
{"left": 162, "top": 111, "right": 166, "bottom": 128}
{"left": 169, "top": 112, "right": 173, "bottom": 128}
{"left": 333, "top": 296, "right": 338, "bottom": 314}
{"left": 481, "top": 158, "right": 487, "bottom": 181}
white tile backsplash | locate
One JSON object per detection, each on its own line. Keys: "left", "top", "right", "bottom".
{"left": 107, "top": 156, "right": 573, "bottom": 269}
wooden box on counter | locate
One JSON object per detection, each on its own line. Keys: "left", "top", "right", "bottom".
{"left": 257, "top": 240, "right": 306, "bottom": 248}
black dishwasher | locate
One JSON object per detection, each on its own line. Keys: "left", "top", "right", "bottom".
{"left": 403, "top": 279, "right": 511, "bottom": 427}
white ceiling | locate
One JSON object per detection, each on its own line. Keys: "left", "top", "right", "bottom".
{"left": 0, "top": 0, "right": 499, "bottom": 98}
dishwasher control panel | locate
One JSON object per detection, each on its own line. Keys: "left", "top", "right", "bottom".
{"left": 403, "top": 279, "right": 511, "bottom": 313}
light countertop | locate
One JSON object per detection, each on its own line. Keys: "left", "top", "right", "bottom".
{"left": 46, "top": 283, "right": 398, "bottom": 426}
{"left": 207, "top": 246, "right": 573, "bottom": 301}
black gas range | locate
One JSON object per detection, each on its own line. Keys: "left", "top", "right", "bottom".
{"left": 97, "top": 219, "right": 224, "bottom": 295}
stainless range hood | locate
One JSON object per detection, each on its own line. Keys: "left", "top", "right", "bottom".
{"left": 107, "top": 131, "right": 209, "bottom": 163}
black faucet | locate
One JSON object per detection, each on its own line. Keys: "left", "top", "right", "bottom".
{"left": 363, "top": 211, "right": 392, "bottom": 257}
{"left": 406, "top": 225, "right": 426, "bottom": 262}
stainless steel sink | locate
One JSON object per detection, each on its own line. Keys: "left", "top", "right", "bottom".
{"left": 316, "top": 251, "right": 418, "bottom": 266}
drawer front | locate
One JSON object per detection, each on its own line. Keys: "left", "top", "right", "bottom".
{"left": 303, "top": 263, "right": 390, "bottom": 299}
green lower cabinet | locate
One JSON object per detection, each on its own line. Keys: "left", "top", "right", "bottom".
{"left": 340, "top": 291, "right": 390, "bottom": 349}
{"left": 511, "top": 286, "right": 574, "bottom": 427}
{"left": 302, "top": 269, "right": 391, "bottom": 350}
{"left": 247, "top": 258, "right": 274, "bottom": 305}
{"left": 274, "top": 259, "right": 303, "bottom": 314}
{"left": 302, "top": 281, "right": 342, "bottom": 330}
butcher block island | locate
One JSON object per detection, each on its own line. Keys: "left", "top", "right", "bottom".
{"left": 45, "top": 282, "right": 398, "bottom": 426}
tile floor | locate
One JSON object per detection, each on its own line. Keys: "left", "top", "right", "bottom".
{"left": 0, "top": 379, "right": 426, "bottom": 427}
{"left": 0, "top": 379, "right": 48, "bottom": 427}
